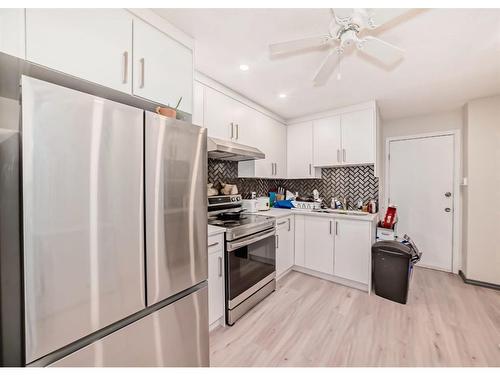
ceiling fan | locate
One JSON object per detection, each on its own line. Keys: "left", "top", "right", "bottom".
{"left": 269, "top": 8, "right": 410, "bottom": 85}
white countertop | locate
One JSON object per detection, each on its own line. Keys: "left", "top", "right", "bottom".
{"left": 208, "top": 224, "right": 226, "bottom": 236}
{"left": 251, "top": 207, "right": 379, "bottom": 223}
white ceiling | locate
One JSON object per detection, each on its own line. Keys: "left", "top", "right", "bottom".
{"left": 154, "top": 8, "right": 500, "bottom": 121}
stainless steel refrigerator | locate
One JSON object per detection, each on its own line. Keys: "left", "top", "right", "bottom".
{"left": 14, "top": 76, "right": 209, "bottom": 366}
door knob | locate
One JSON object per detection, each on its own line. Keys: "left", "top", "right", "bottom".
{"left": 445, "top": 192, "right": 451, "bottom": 197}
{"left": 444, "top": 207, "right": 451, "bottom": 212}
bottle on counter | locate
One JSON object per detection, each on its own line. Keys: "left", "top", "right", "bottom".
{"left": 369, "top": 199, "right": 378, "bottom": 214}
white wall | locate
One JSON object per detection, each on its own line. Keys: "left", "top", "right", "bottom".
{"left": 462, "top": 95, "right": 500, "bottom": 285}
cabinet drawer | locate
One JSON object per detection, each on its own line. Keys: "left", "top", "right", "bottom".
{"left": 208, "top": 233, "right": 224, "bottom": 254}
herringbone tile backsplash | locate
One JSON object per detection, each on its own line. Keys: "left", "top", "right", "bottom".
{"left": 208, "top": 159, "right": 379, "bottom": 209}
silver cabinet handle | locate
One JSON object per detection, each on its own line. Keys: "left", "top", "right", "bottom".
{"left": 274, "top": 163, "right": 278, "bottom": 176}
{"left": 337, "top": 149, "right": 340, "bottom": 163}
{"left": 343, "top": 149, "right": 346, "bottom": 162}
{"left": 445, "top": 192, "right": 451, "bottom": 197}
{"left": 230, "top": 122, "right": 234, "bottom": 139}
{"left": 288, "top": 218, "right": 291, "bottom": 231}
{"left": 236, "top": 124, "right": 239, "bottom": 140}
{"left": 271, "top": 163, "right": 274, "bottom": 176}
{"left": 329, "top": 220, "right": 332, "bottom": 234}
{"left": 208, "top": 242, "right": 219, "bottom": 248}
{"left": 335, "top": 221, "right": 339, "bottom": 235}
{"left": 139, "top": 58, "right": 145, "bottom": 88}
{"left": 277, "top": 220, "right": 287, "bottom": 226}
{"left": 122, "top": 51, "right": 128, "bottom": 84}
{"left": 218, "top": 256, "right": 222, "bottom": 277}
{"left": 445, "top": 208, "right": 451, "bottom": 212}
{"left": 309, "top": 163, "right": 312, "bottom": 175}
{"left": 276, "top": 234, "right": 279, "bottom": 248}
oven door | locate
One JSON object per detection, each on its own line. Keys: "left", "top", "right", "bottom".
{"left": 226, "top": 228, "right": 276, "bottom": 308}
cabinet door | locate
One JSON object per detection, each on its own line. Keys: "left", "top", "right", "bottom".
{"left": 287, "top": 121, "right": 320, "bottom": 179}
{"left": 192, "top": 81, "right": 204, "bottom": 126}
{"left": 304, "top": 216, "right": 334, "bottom": 275}
{"left": 340, "top": 109, "right": 375, "bottom": 165}
{"left": 294, "top": 215, "right": 305, "bottom": 267}
{"left": 232, "top": 102, "right": 257, "bottom": 146}
{"left": 133, "top": 18, "right": 193, "bottom": 113}
{"left": 208, "top": 251, "right": 224, "bottom": 325}
{"left": 26, "top": 9, "right": 132, "bottom": 93}
{"left": 334, "top": 219, "right": 371, "bottom": 284}
{"left": 204, "top": 86, "right": 236, "bottom": 140}
{"left": 241, "top": 112, "right": 274, "bottom": 178}
{"left": 276, "top": 216, "right": 294, "bottom": 277}
{"left": 313, "top": 115, "right": 342, "bottom": 167}
{"left": 0, "top": 9, "right": 25, "bottom": 59}
{"left": 273, "top": 120, "right": 287, "bottom": 178}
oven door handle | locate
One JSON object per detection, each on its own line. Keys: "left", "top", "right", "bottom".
{"left": 227, "top": 228, "right": 276, "bottom": 252}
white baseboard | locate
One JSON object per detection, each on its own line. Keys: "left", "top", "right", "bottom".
{"left": 292, "top": 266, "right": 369, "bottom": 292}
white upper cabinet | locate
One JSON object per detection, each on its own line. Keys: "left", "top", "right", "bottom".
{"left": 239, "top": 113, "right": 287, "bottom": 179}
{"left": 204, "top": 86, "right": 238, "bottom": 140}
{"left": 313, "top": 115, "right": 342, "bottom": 167}
{"left": 232, "top": 102, "right": 257, "bottom": 146}
{"left": 192, "top": 81, "right": 204, "bottom": 126}
{"left": 133, "top": 18, "right": 193, "bottom": 113}
{"left": 333, "top": 219, "right": 371, "bottom": 285}
{"left": 341, "top": 109, "right": 375, "bottom": 165}
{"left": 26, "top": 9, "right": 133, "bottom": 93}
{"left": 312, "top": 105, "right": 377, "bottom": 168}
{"left": 287, "top": 121, "right": 321, "bottom": 179}
{"left": 0, "top": 9, "right": 25, "bottom": 59}
{"left": 304, "top": 216, "right": 334, "bottom": 275}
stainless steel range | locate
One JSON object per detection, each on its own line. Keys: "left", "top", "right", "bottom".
{"left": 208, "top": 194, "right": 276, "bottom": 325}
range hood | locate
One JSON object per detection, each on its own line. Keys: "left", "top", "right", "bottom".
{"left": 207, "top": 137, "right": 265, "bottom": 161}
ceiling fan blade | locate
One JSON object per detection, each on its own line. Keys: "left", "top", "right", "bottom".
{"left": 366, "top": 8, "right": 410, "bottom": 29}
{"left": 358, "top": 36, "right": 404, "bottom": 65}
{"left": 269, "top": 36, "right": 330, "bottom": 55}
{"left": 313, "top": 48, "right": 342, "bottom": 86}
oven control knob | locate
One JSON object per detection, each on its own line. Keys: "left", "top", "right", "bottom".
{"left": 231, "top": 197, "right": 236, "bottom": 202}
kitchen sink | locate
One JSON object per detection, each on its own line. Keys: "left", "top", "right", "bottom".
{"left": 313, "top": 209, "right": 370, "bottom": 216}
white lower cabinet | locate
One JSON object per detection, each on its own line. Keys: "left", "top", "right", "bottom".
{"left": 276, "top": 216, "right": 294, "bottom": 277}
{"left": 293, "top": 213, "right": 374, "bottom": 289}
{"left": 333, "top": 219, "right": 371, "bottom": 284}
{"left": 294, "top": 215, "right": 306, "bottom": 267}
{"left": 207, "top": 233, "right": 224, "bottom": 328}
{"left": 304, "top": 216, "right": 334, "bottom": 275}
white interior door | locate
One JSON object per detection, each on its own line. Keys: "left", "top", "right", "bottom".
{"left": 388, "top": 135, "right": 455, "bottom": 271}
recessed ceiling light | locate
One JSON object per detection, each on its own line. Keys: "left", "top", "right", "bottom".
{"left": 239, "top": 64, "right": 249, "bottom": 71}
{"left": 278, "top": 93, "right": 287, "bottom": 98}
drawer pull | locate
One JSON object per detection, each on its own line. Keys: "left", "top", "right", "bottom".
{"left": 208, "top": 242, "right": 219, "bottom": 248}
{"left": 218, "top": 256, "right": 223, "bottom": 277}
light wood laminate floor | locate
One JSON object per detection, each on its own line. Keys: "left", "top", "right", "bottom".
{"left": 209, "top": 268, "right": 500, "bottom": 366}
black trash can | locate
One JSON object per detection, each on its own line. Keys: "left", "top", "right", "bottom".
{"left": 372, "top": 235, "right": 421, "bottom": 304}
